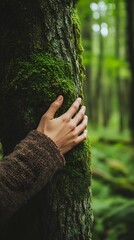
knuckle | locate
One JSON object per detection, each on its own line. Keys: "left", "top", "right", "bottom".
{"left": 80, "top": 111, "right": 84, "bottom": 118}
{"left": 63, "top": 115, "right": 70, "bottom": 122}
{"left": 70, "top": 122, "right": 76, "bottom": 130}
{"left": 72, "top": 130, "right": 77, "bottom": 138}
{"left": 72, "top": 139, "right": 77, "bottom": 146}
{"left": 81, "top": 121, "right": 87, "bottom": 129}
{"left": 51, "top": 102, "right": 59, "bottom": 108}
{"left": 42, "top": 114, "right": 48, "bottom": 120}
{"left": 73, "top": 103, "right": 78, "bottom": 111}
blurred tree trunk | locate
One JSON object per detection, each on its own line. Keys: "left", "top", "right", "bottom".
{"left": 115, "top": 0, "right": 124, "bottom": 132}
{"left": 126, "top": 0, "right": 134, "bottom": 141}
{"left": 94, "top": 29, "right": 103, "bottom": 124}
{"left": 82, "top": 15, "right": 93, "bottom": 122}
{"left": 102, "top": 87, "right": 112, "bottom": 127}
{"left": 77, "top": 1, "right": 93, "bottom": 122}
{"left": 0, "top": 0, "right": 92, "bottom": 240}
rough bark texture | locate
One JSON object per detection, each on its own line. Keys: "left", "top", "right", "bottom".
{"left": 0, "top": 0, "right": 92, "bottom": 239}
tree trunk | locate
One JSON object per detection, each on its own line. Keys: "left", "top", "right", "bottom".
{"left": 81, "top": 13, "right": 93, "bottom": 122}
{"left": 93, "top": 30, "right": 103, "bottom": 124}
{"left": 0, "top": 1, "right": 92, "bottom": 240}
{"left": 102, "top": 87, "right": 112, "bottom": 127}
{"left": 126, "top": 0, "right": 134, "bottom": 141}
{"left": 77, "top": 1, "right": 93, "bottom": 122}
{"left": 115, "top": 0, "right": 124, "bottom": 132}
{"left": 85, "top": 66, "right": 93, "bottom": 121}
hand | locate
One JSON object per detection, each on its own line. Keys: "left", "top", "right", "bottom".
{"left": 37, "top": 95, "right": 88, "bottom": 154}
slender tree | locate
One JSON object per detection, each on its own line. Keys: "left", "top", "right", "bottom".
{"left": 126, "top": 0, "right": 134, "bottom": 140}
{"left": 77, "top": 0, "right": 93, "bottom": 122}
{"left": 0, "top": 0, "right": 92, "bottom": 239}
{"left": 93, "top": 21, "right": 104, "bottom": 125}
{"left": 115, "top": 0, "right": 124, "bottom": 131}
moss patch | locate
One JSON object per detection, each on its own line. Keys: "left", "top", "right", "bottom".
{"left": 2, "top": 53, "right": 79, "bottom": 132}
{"left": 10, "top": 53, "right": 77, "bottom": 106}
{"left": 52, "top": 138, "right": 91, "bottom": 202}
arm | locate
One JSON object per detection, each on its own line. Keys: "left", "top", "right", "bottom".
{"left": 0, "top": 130, "right": 65, "bottom": 227}
{"left": 0, "top": 95, "right": 88, "bottom": 226}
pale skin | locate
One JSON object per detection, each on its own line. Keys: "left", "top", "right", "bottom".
{"left": 37, "top": 95, "right": 88, "bottom": 154}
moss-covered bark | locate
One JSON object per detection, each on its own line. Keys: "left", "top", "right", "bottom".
{"left": 0, "top": 1, "right": 92, "bottom": 239}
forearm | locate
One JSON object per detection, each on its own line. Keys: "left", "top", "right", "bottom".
{"left": 0, "top": 130, "right": 65, "bottom": 227}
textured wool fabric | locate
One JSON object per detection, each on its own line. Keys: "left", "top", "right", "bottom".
{"left": 0, "top": 130, "right": 65, "bottom": 230}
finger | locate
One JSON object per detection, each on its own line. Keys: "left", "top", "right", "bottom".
{"left": 61, "top": 129, "right": 88, "bottom": 154}
{"left": 77, "top": 129, "right": 88, "bottom": 142}
{"left": 73, "top": 129, "right": 88, "bottom": 146}
{"left": 75, "top": 115, "right": 88, "bottom": 135}
{"left": 73, "top": 106, "right": 86, "bottom": 125}
{"left": 62, "top": 98, "right": 81, "bottom": 121}
{"left": 44, "top": 95, "right": 63, "bottom": 119}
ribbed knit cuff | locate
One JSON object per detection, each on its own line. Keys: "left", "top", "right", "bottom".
{"left": 28, "top": 130, "right": 66, "bottom": 166}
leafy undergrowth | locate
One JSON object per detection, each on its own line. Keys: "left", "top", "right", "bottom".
{"left": 90, "top": 127, "right": 134, "bottom": 240}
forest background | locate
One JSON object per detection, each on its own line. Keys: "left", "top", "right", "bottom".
{"left": 77, "top": 0, "right": 134, "bottom": 239}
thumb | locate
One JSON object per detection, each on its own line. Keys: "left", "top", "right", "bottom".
{"left": 45, "top": 95, "right": 63, "bottom": 119}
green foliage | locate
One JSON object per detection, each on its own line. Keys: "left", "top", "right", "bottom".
{"left": 93, "top": 197, "right": 134, "bottom": 240}
{"left": 90, "top": 127, "right": 134, "bottom": 240}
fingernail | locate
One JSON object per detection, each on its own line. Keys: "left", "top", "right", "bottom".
{"left": 82, "top": 105, "right": 86, "bottom": 110}
{"left": 77, "top": 97, "right": 81, "bottom": 102}
{"left": 81, "top": 106, "right": 86, "bottom": 112}
{"left": 57, "top": 95, "right": 63, "bottom": 101}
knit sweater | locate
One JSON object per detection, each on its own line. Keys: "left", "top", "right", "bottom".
{"left": 0, "top": 130, "right": 65, "bottom": 235}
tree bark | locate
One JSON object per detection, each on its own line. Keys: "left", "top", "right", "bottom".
{"left": 0, "top": 0, "right": 92, "bottom": 239}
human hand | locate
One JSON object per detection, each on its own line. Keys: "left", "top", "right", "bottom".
{"left": 37, "top": 95, "right": 88, "bottom": 154}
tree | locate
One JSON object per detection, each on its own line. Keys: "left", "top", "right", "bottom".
{"left": 0, "top": 0, "right": 92, "bottom": 239}
{"left": 77, "top": 0, "right": 93, "bottom": 122}
{"left": 126, "top": 0, "right": 134, "bottom": 140}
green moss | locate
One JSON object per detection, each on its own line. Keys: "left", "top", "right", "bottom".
{"left": 10, "top": 53, "right": 77, "bottom": 104}
{"left": 71, "top": 8, "right": 85, "bottom": 97}
{"left": 2, "top": 53, "right": 79, "bottom": 131}
{"left": 53, "top": 138, "right": 91, "bottom": 201}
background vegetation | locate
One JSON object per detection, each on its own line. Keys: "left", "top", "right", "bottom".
{"left": 77, "top": 0, "right": 134, "bottom": 239}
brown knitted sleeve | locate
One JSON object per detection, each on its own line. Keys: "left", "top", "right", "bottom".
{"left": 0, "top": 130, "right": 65, "bottom": 227}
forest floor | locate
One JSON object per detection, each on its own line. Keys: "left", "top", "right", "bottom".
{"left": 89, "top": 127, "right": 134, "bottom": 240}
